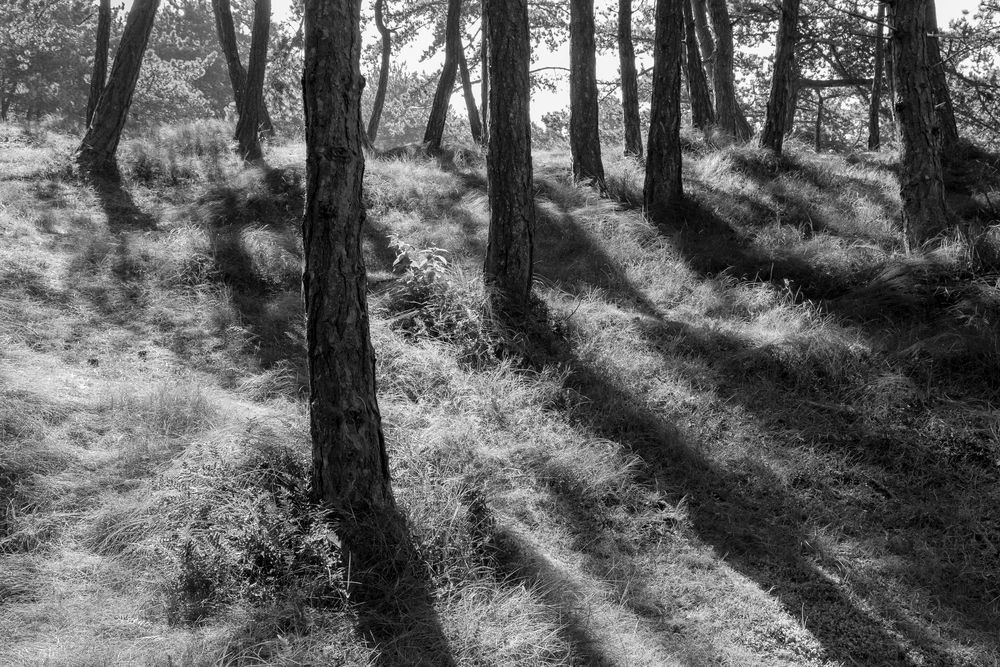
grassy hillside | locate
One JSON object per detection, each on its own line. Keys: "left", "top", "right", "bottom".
{"left": 1, "top": 121, "right": 998, "bottom": 666}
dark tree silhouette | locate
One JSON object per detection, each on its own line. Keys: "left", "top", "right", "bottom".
{"left": 211, "top": 0, "right": 273, "bottom": 135}
{"left": 682, "top": 0, "right": 714, "bottom": 130}
{"left": 645, "top": 0, "right": 684, "bottom": 218}
{"left": 618, "top": 0, "right": 642, "bottom": 157}
{"left": 868, "top": 1, "right": 885, "bottom": 150}
{"left": 234, "top": 0, "right": 270, "bottom": 162}
{"left": 760, "top": 0, "right": 800, "bottom": 153}
{"left": 85, "top": 0, "right": 110, "bottom": 128}
{"left": 424, "top": 0, "right": 462, "bottom": 152}
{"left": 569, "top": 0, "right": 606, "bottom": 190}
{"left": 705, "top": 0, "right": 751, "bottom": 141}
{"left": 366, "top": 0, "right": 392, "bottom": 143}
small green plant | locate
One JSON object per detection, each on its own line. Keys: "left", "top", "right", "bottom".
{"left": 391, "top": 237, "right": 450, "bottom": 293}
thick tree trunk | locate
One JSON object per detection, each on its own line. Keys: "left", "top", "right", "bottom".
{"left": 645, "top": 0, "right": 684, "bottom": 219}
{"left": 690, "top": 0, "right": 715, "bottom": 78}
{"left": 484, "top": 0, "right": 534, "bottom": 315}
{"left": 424, "top": 0, "right": 462, "bottom": 152}
{"left": 925, "top": 0, "right": 958, "bottom": 151}
{"left": 234, "top": 0, "right": 270, "bottom": 162}
{"left": 570, "top": 0, "right": 606, "bottom": 189}
{"left": 618, "top": 0, "right": 643, "bottom": 157}
{"left": 889, "top": 0, "right": 948, "bottom": 250}
{"left": 868, "top": 1, "right": 884, "bottom": 150}
{"left": 458, "top": 42, "right": 484, "bottom": 144}
{"left": 705, "top": 0, "right": 751, "bottom": 141}
{"left": 303, "top": 0, "right": 393, "bottom": 517}
{"left": 211, "top": 0, "right": 272, "bottom": 135}
{"left": 760, "top": 0, "right": 799, "bottom": 153}
{"left": 76, "top": 0, "right": 160, "bottom": 177}
{"left": 366, "top": 0, "right": 391, "bottom": 143}
{"left": 86, "top": 0, "right": 111, "bottom": 128}
{"left": 480, "top": 3, "right": 489, "bottom": 134}
{"left": 682, "top": 0, "right": 714, "bottom": 130}
{"left": 785, "top": 79, "right": 799, "bottom": 133}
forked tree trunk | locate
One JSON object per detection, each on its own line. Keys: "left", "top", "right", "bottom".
{"left": 424, "top": 0, "right": 462, "bottom": 152}
{"left": 618, "top": 0, "right": 643, "bottom": 157}
{"left": 645, "top": 0, "right": 684, "bottom": 218}
{"left": 303, "top": 0, "right": 393, "bottom": 517}
{"left": 760, "top": 0, "right": 799, "bottom": 153}
{"left": 868, "top": 1, "right": 885, "bottom": 150}
{"left": 366, "top": 0, "right": 391, "bottom": 143}
{"left": 458, "top": 42, "right": 483, "bottom": 144}
{"left": 690, "top": 0, "right": 715, "bottom": 78}
{"left": 484, "top": 0, "right": 534, "bottom": 315}
{"left": 570, "top": 0, "right": 606, "bottom": 189}
{"left": 889, "top": 0, "right": 948, "bottom": 251}
{"left": 86, "top": 0, "right": 111, "bottom": 128}
{"left": 234, "top": 0, "right": 270, "bottom": 162}
{"left": 76, "top": 0, "right": 160, "bottom": 177}
{"left": 705, "top": 0, "right": 751, "bottom": 141}
{"left": 212, "top": 0, "right": 273, "bottom": 135}
{"left": 682, "top": 0, "right": 714, "bottom": 130}
{"left": 925, "top": 0, "right": 958, "bottom": 151}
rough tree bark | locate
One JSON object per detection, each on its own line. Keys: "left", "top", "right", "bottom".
{"left": 234, "top": 0, "right": 270, "bottom": 162}
{"left": 211, "top": 0, "right": 272, "bottom": 135}
{"left": 618, "top": 0, "right": 643, "bottom": 157}
{"left": 570, "top": 0, "right": 606, "bottom": 189}
{"left": 705, "top": 0, "right": 751, "bottom": 141}
{"left": 76, "top": 0, "right": 160, "bottom": 177}
{"left": 868, "top": 1, "right": 885, "bottom": 150}
{"left": 889, "top": 0, "right": 948, "bottom": 250}
{"left": 760, "top": 0, "right": 800, "bottom": 153}
{"left": 925, "top": 0, "right": 958, "bottom": 151}
{"left": 682, "top": 0, "right": 714, "bottom": 130}
{"left": 424, "top": 0, "right": 462, "bottom": 152}
{"left": 303, "top": 0, "right": 394, "bottom": 517}
{"left": 480, "top": 3, "right": 489, "bottom": 133}
{"left": 458, "top": 41, "right": 483, "bottom": 144}
{"left": 86, "top": 0, "right": 111, "bottom": 128}
{"left": 645, "top": 0, "right": 684, "bottom": 219}
{"left": 367, "top": 0, "right": 392, "bottom": 143}
{"left": 484, "top": 0, "right": 534, "bottom": 315}
{"left": 690, "top": 0, "right": 715, "bottom": 78}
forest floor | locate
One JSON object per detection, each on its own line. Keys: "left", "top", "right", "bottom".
{"left": 1, "top": 121, "right": 999, "bottom": 666}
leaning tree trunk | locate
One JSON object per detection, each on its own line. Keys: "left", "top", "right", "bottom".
{"left": 690, "top": 0, "right": 715, "bottom": 79}
{"left": 424, "top": 0, "right": 462, "bottom": 152}
{"left": 212, "top": 0, "right": 273, "bottom": 136}
{"left": 760, "top": 0, "right": 800, "bottom": 153}
{"left": 705, "top": 0, "right": 751, "bottom": 141}
{"left": 366, "top": 0, "right": 391, "bottom": 143}
{"left": 458, "top": 42, "right": 484, "bottom": 144}
{"left": 890, "top": 0, "right": 948, "bottom": 251}
{"left": 645, "top": 0, "right": 684, "bottom": 219}
{"left": 86, "top": 0, "right": 111, "bottom": 128}
{"left": 682, "top": 0, "right": 714, "bottom": 130}
{"left": 925, "top": 0, "right": 958, "bottom": 151}
{"left": 303, "top": 0, "right": 394, "bottom": 518}
{"left": 484, "top": 0, "right": 534, "bottom": 316}
{"left": 234, "top": 0, "right": 270, "bottom": 162}
{"left": 76, "top": 0, "right": 160, "bottom": 177}
{"left": 868, "top": 1, "right": 885, "bottom": 150}
{"left": 618, "top": 0, "right": 643, "bottom": 157}
{"left": 570, "top": 0, "right": 606, "bottom": 190}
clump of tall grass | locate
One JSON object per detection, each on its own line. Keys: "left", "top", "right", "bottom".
{"left": 120, "top": 121, "right": 241, "bottom": 184}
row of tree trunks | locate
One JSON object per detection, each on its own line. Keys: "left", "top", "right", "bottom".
{"left": 76, "top": 0, "right": 160, "bottom": 176}
{"left": 569, "top": 0, "right": 606, "bottom": 190}
{"left": 682, "top": 0, "right": 713, "bottom": 130}
{"left": 867, "top": 1, "right": 885, "bottom": 150}
{"left": 484, "top": 0, "right": 535, "bottom": 314}
{"left": 85, "top": 0, "right": 111, "bottom": 128}
{"left": 705, "top": 0, "right": 751, "bottom": 141}
{"left": 423, "top": 0, "right": 462, "bottom": 152}
{"left": 234, "top": 0, "right": 270, "bottom": 162}
{"left": 366, "top": 0, "right": 391, "bottom": 143}
{"left": 618, "top": 0, "right": 643, "bottom": 157}
{"left": 645, "top": 0, "right": 684, "bottom": 218}
{"left": 759, "top": 0, "right": 800, "bottom": 154}
{"left": 211, "top": 0, "right": 273, "bottom": 136}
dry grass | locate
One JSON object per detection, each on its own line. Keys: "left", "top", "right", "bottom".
{"left": 1, "top": 121, "right": 998, "bottom": 666}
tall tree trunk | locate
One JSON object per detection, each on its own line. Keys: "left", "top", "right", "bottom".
{"left": 86, "top": 0, "right": 111, "bottom": 128}
{"left": 458, "top": 42, "right": 484, "bottom": 144}
{"left": 760, "top": 0, "right": 799, "bottom": 153}
{"left": 784, "top": 79, "right": 799, "bottom": 133}
{"left": 303, "top": 0, "right": 393, "bottom": 518}
{"left": 885, "top": 6, "right": 897, "bottom": 134}
{"left": 705, "top": 0, "right": 751, "bottom": 141}
{"left": 682, "top": 0, "right": 714, "bottom": 130}
{"left": 889, "top": 0, "right": 948, "bottom": 251}
{"left": 925, "top": 0, "right": 958, "bottom": 151}
{"left": 618, "top": 0, "right": 643, "bottom": 157}
{"left": 814, "top": 89, "right": 823, "bottom": 151}
{"left": 570, "top": 0, "right": 606, "bottom": 190}
{"left": 366, "top": 0, "right": 391, "bottom": 143}
{"left": 480, "top": 3, "right": 489, "bottom": 134}
{"left": 868, "top": 1, "right": 884, "bottom": 150}
{"left": 646, "top": 0, "right": 684, "bottom": 219}
{"left": 234, "top": 0, "right": 270, "bottom": 162}
{"left": 76, "top": 0, "right": 160, "bottom": 177}
{"left": 690, "top": 0, "right": 715, "bottom": 79}
{"left": 484, "top": 0, "right": 534, "bottom": 315}
{"left": 424, "top": 0, "right": 462, "bottom": 152}
{"left": 211, "top": 0, "right": 272, "bottom": 135}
